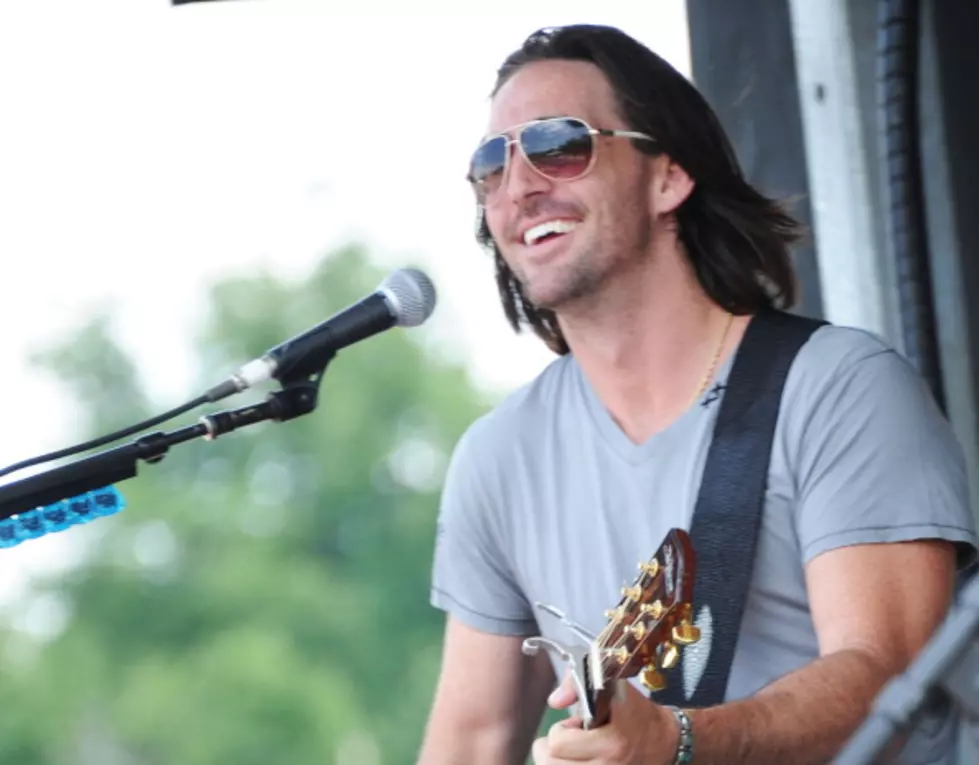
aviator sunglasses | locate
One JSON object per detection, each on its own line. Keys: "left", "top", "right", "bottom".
{"left": 467, "top": 116, "right": 656, "bottom": 202}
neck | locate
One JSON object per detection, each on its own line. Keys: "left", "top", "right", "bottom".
{"left": 558, "top": 246, "right": 746, "bottom": 444}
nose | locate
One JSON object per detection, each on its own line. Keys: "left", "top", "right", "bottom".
{"left": 502, "top": 143, "right": 553, "bottom": 203}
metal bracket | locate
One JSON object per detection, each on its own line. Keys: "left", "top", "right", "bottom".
{"left": 534, "top": 601, "right": 598, "bottom": 643}
{"left": 522, "top": 635, "right": 601, "bottom": 727}
{"left": 522, "top": 602, "right": 609, "bottom": 729}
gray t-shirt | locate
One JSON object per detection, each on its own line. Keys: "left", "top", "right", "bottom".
{"left": 430, "top": 324, "right": 978, "bottom": 763}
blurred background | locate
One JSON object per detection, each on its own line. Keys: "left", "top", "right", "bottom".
{"left": 1, "top": 0, "right": 978, "bottom": 763}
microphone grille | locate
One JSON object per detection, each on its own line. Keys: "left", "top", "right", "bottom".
{"left": 379, "top": 268, "right": 437, "bottom": 328}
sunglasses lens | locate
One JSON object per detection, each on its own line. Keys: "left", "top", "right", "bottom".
{"left": 469, "top": 136, "right": 508, "bottom": 196}
{"left": 522, "top": 118, "right": 593, "bottom": 179}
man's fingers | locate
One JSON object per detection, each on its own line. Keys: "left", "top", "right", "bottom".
{"left": 531, "top": 734, "right": 578, "bottom": 764}
{"left": 547, "top": 716, "right": 617, "bottom": 761}
{"left": 531, "top": 736, "right": 548, "bottom": 764}
{"left": 547, "top": 671, "right": 579, "bottom": 709}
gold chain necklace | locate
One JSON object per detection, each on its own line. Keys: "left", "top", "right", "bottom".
{"left": 691, "top": 311, "right": 734, "bottom": 406}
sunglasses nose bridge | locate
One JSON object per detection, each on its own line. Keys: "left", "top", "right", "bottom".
{"left": 503, "top": 134, "right": 556, "bottom": 200}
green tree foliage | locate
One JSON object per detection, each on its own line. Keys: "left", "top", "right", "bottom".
{"left": 0, "top": 245, "right": 496, "bottom": 764}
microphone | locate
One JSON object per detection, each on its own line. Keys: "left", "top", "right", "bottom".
{"left": 205, "top": 267, "right": 437, "bottom": 402}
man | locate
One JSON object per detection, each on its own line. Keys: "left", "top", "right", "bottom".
{"left": 417, "top": 24, "right": 977, "bottom": 765}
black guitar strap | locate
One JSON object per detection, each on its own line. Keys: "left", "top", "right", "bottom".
{"left": 655, "top": 307, "right": 827, "bottom": 708}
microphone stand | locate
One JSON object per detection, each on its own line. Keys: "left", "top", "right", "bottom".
{"left": 0, "top": 368, "right": 326, "bottom": 522}
{"left": 833, "top": 571, "right": 979, "bottom": 764}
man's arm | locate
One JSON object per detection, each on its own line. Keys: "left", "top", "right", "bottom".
{"left": 540, "top": 336, "right": 975, "bottom": 764}
{"left": 687, "top": 538, "right": 957, "bottom": 764}
{"left": 681, "top": 337, "right": 973, "bottom": 763}
{"left": 417, "top": 616, "right": 556, "bottom": 765}
{"left": 541, "top": 538, "right": 958, "bottom": 764}
{"left": 421, "top": 412, "right": 552, "bottom": 762}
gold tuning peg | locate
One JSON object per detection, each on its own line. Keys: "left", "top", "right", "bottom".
{"left": 639, "top": 666, "right": 667, "bottom": 692}
{"left": 672, "top": 620, "right": 701, "bottom": 645}
{"left": 640, "top": 600, "right": 665, "bottom": 619}
{"left": 623, "top": 621, "right": 647, "bottom": 641}
{"left": 659, "top": 641, "right": 680, "bottom": 670}
{"left": 639, "top": 560, "right": 660, "bottom": 576}
{"left": 605, "top": 646, "right": 630, "bottom": 665}
{"left": 620, "top": 585, "right": 642, "bottom": 601}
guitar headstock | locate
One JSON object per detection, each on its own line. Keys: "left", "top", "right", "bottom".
{"left": 521, "top": 528, "right": 698, "bottom": 729}
{"left": 592, "top": 528, "right": 698, "bottom": 696}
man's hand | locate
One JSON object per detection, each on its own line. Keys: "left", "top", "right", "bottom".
{"left": 531, "top": 673, "right": 680, "bottom": 764}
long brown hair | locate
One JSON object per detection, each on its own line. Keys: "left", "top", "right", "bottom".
{"left": 476, "top": 24, "right": 803, "bottom": 355}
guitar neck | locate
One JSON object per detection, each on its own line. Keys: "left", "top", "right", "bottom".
{"left": 580, "top": 650, "right": 616, "bottom": 728}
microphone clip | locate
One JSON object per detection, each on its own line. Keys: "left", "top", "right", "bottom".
{"left": 201, "top": 357, "right": 330, "bottom": 441}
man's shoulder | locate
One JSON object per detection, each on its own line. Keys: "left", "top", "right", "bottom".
{"left": 768, "top": 319, "right": 952, "bottom": 451}
{"left": 798, "top": 321, "right": 896, "bottom": 369}
{"left": 786, "top": 321, "right": 915, "bottom": 401}
{"left": 463, "top": 354, "right": 577, "bottom": 451}
{"left": 443, "top": 354, "right": 577, "bottom": 500}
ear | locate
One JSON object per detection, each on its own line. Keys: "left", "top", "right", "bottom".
{"left": 651, "top": 156, "right": 695, "bottom": 218}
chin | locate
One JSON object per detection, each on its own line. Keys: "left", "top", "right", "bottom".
{"left": 526, "top": 266, "right": 604, "bottom": 310}
{"left": 524, "top": 282, "right": 582, "bottom": 313}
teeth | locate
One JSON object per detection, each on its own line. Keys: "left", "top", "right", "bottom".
{"left": 523, "top": 219, "right": 578, "bottom": 246}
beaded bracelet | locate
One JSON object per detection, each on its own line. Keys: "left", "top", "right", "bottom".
{"left": 664, "top": 705, "right": 695, "bottom": 764}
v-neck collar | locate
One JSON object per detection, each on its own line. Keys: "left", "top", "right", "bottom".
{"left": 572, "top": 350, "right": 737, "bottom": 465}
